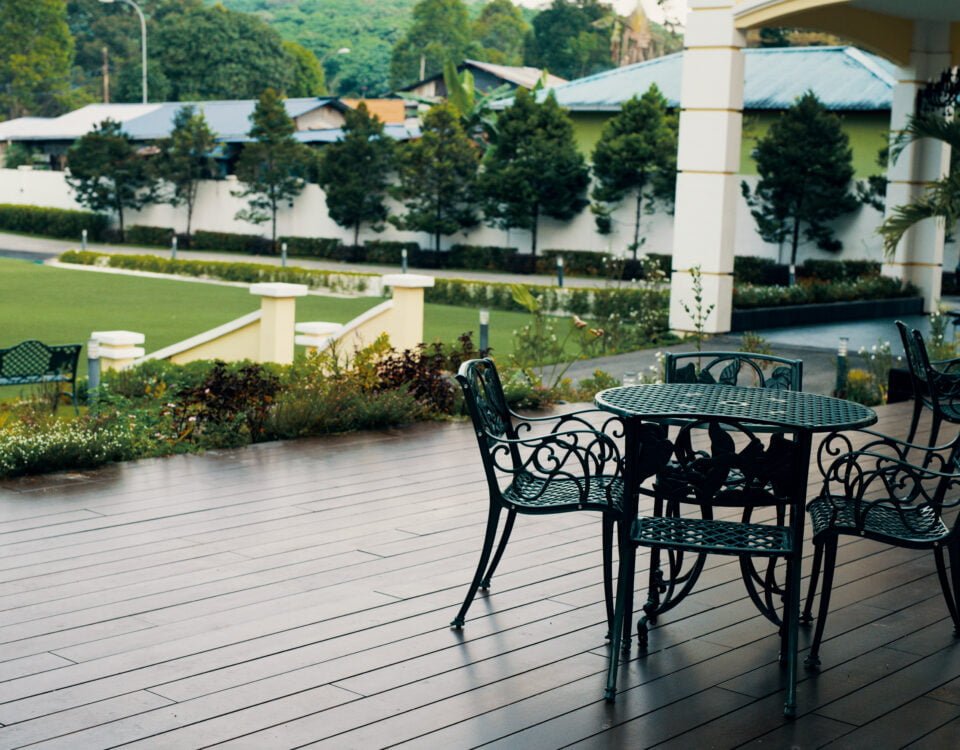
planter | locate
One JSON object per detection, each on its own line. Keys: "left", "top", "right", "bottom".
{"left": 730, "top": 297, "right": 924, "bottom": 332}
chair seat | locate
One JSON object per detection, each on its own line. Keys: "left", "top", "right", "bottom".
{"left": 632, "top": 515, "right": 792, "bottom": 557}
{"left": 808, "top": 495, "right": 949, "bottom": 544}
{"left": 504, "top": 473, "right": 624, "bottom": 513}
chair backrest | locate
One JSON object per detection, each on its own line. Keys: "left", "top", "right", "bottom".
{"left": 664, "top": 351, "right": 803, "bottom": 391}
{"left": 895, "top": 320, "right": 927, "bottom": 390}
{"left": 456, "top": 358, "right": 520, "bottom": 471}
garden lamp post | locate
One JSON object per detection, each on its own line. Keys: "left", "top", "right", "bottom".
{"left": 99, "top": 0, "right": 148, "bottom": 104}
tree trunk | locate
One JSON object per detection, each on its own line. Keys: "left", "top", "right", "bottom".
{"left": 790, "top": 217, "right": 801, "bottom": 286}
{"left": 633, "top": 191, "right": 643, "bottom": 259}
{"left": 271, "top": 207, "right": 278, "bottom": 255}
{"left": 117, "top": 201, "right": 125, "bottom": 243}
{"left": 353, "top": 222, "right": 360, "bottom": 248}
{"left": 530, "top": 204, "right": 539, "bottom": 259}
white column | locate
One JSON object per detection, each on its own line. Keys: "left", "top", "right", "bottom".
{"left": 882, "top": 22, "right": 953, "bottom": 313}
{"left": 668, "top": 1, "right": 746, "bottom": 333}
{"left": 250, "top": 282, "right": 308, "bottom": 364}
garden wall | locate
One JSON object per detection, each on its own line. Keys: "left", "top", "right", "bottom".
{"left": 1, "top": 167, "right": 949, "bottom": 269}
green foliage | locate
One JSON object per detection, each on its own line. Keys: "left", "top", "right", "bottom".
{"left": 156, "top": 106, "right": 219, "bottom": 238}
{"left": 392, "top": 102, "right": 479, "bottom": 252}
{"left": 439, "top": 59, "right": 510, "bottom": 150}
{"left": 472, "top": 0, "right": 529, "bottom": 66}
{"left": 283, "top": 40, "right": 328, "bottom": 96}
{"left": 389, "top": 0, "right": 475, "bottom": 90}
{"left": 192, "top": 230, "right": 272, "bottom": 255}
{"left": 151, "top": 2, "right": 296, "bottom": 101}
{"left": 680, "top": 265, "right": 714, "bottom": 352}
{"left": 926, "top": 307, "right": 957, "bottom": 361}
{"left": 0, "top": 417, "right": 134, "bottom": 479}
{"left": 733, "top": 275, "right": 917, "bottom": 309}
{"left": 59, "top": 250, "right": 374, "bottom": 294}
{"left": 523, "top": 0, "right": 614, "bottom": 80}
{"left": 741, "top": 92, "right": 859, "bottom": 275}
{"left": 3, "top": 143, "right": 32, "bottom": 169}
{"left": 65, "top": 119, "right": 158, "bottom": 241}
{"left": 478, "top": 89, "right": 589, "bottom": 257}
{"left": 0, "top": 0, "right": 76, "bottom": 118}
{"left": 233, "top": 89, "right": 312, "bottom": 252}
{"left": 317, "top": 103, "right": 394, "bottom": 246}
{"left": 125, "top": 225, "right": 175, "bottom": 247}
{"left": 880, "top": 112, "right": 960, "bottom": 258}
{"left": 590, "top": 85, "right": 678, "bottom": 255}
{"left": 0, "top": 204, "right": 108, "bottom": 240}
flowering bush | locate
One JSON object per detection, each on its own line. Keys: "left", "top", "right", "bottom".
{"left": 0, "top": 419, "right": 134, "bottom": 478}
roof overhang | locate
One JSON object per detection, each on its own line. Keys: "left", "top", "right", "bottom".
{"left": 733, "top": 1, "right": 960, "bottom": 67}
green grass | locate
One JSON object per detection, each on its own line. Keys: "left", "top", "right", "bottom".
{"left": 0, "top": 258, "right": 534, "bottom": 374}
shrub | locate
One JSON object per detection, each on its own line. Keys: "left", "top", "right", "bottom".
{"left": 0, "top": 419, "right": 134, "bottom": 478}
{"left": 364, "top": 240, "right": 421, "bottom": 264}
{"left": 125, "top": 225, "right": 175, "bottom": 247}
{"left": 279, "top": 236, "right": 342, "bottom": 259}
{"left": 799, "top": 259, "right": 880, "bottom": 282}
{"left": 0, "top": 204, "right": 109, "bottom": 241}
{"left": 734, "top": 256, "right": 788, "bottom": 285}
{"left": 192, "top": 230, "right": 273, "bottom": 255}
{"left": 448, "top": 244, "right": 519, "bottom": 271}
{"left": 733, "top": 275, "right": 917, "bottom": 309}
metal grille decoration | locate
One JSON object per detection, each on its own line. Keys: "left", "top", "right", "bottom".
{"left": 916, "top": 66, "right": 960, "bottom": 115}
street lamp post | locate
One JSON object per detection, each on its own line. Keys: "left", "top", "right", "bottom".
{"left": 99, "top": 0, "right": 147, "bottom": 104}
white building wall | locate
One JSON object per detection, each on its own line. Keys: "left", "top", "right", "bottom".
{"left": 1, "top": 167, "right": 952, "bottom": 269}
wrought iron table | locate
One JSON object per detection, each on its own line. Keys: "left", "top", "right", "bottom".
{"left": 595, "top": 382, "right": 876, "bottom": 716}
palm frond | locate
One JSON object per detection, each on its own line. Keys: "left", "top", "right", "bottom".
{"left": 879, "top": 198, "right": 939, "bottom": 257}
{"left": 891, "top": 112, "right": 960, "bottom": 162}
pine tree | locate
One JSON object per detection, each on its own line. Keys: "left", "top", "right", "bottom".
{"left": 233, "top": 89, "right": 312, "bottom": 253}
{"left": 66, "top": 119, "right": 157, "bottom": 242}
{"left": 157, "top": 106, "right": 218, "bottom": 240}
{"left": 478, "top": 89, "right": 589, "bottom": 258}
{"left": 317, "top": 103, "right": 394, "bottom": 247}
{"left": 392, "top": 102, "right": 479, "bottom": 254}
{"left": 741, "top": 91, "right": 859, "bottom": 283}
{"left": 590, "top": 85, "right": 677, "bottom": 257}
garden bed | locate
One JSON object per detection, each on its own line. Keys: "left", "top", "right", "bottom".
{"left": 730, "top": 296, "right": 924, "bottom": 331}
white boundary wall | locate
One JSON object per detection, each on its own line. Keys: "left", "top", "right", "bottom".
{"left": 1, "top": 167, "right": 953, "bottom": 269}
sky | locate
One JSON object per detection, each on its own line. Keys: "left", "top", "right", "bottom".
{"left": 514, "top": 1, "right": 688, "bottom": 27}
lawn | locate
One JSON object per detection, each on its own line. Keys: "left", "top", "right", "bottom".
{"left": 0, "top": 258, "right": 536, "bottom": 376}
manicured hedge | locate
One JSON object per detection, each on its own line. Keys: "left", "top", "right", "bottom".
{"left": 192, "top": 230, "right": 273, "bottom": 255}
{"left": 732, "top": 257, "right": 883, "bottom": 286}
{"left": 733, "top": 275, "right": 916, "bottom": 309}
{"left": 537, "top": 249, "right": 671, "bottom": 280}
{"left": 125, "top": 225, "right": 175, "bottom": 247}
{"left": 0, "top": 204, "right": 109, "bottom": 241}
{"left": 59, "top": 250, "right": 374, "bottom": 294}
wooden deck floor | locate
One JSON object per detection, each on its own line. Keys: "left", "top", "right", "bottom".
{"left": 1, "top": 401, "right": 959, "bottom": 749}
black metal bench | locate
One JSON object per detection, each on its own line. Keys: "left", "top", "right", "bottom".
{"left": 0, "top": 340, "right": 82, "bottom": 412}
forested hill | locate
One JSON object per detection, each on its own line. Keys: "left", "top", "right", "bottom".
{"left": 215, "top": 0, "right": 437, "bottom": 98}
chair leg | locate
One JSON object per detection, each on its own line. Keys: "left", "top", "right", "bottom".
{"left": 802, "top": 541, "right": 824, "bottom": 625}
{"left": 783, "top": 544, "right": 802, "bottom": 718}
{"left": 929, "top": 413, "right": 943, "bottom": 451}
{"left": 480, "top": 509, "right": 516, "bottom": 590}
{"left": 906, "top": 396, "right": 923, "bottom": 444}
{"left": 806, "top": 536, "right": 838, "bottom": 669}
{"left": 603, "top": 515, "right": 615, "bottom": 638}
{"left": 936, "top": 543, "right": 960, "bottom": 634}
{"left": 451, "top": 505, "right": 502, "bottom": 628}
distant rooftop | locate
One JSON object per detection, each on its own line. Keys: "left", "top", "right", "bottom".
{"left": 520, "top": 46, "right": 896, "bottom": 111}
{"left": 398, "top": 59, "right": 566, "bottom": 94}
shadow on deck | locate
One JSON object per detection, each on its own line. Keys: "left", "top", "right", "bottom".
{"left": 0, "top": 401, "right": 959, "bottom": 748}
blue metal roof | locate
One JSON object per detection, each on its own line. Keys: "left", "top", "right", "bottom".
{"left": 531, "top": 47, "right": 895, "bottom": 112}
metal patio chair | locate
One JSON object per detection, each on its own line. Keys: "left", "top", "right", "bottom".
{"left": 450, "top": 358, "right": 627, "bottom": 632}
{"left": 895, "top": 320, "right": 960, "bottom": 447}
{"left": 802, "top": 429, "right": 960, "bottom": 668}
{"left": 664, "top": 351, "right": 803, "bottom": 392}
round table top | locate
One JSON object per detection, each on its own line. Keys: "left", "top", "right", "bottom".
{"left": 595, "top": 383, "right": 877, "bottom": 432}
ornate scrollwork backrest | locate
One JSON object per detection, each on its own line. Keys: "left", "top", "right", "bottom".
{"left": 911, "top": 328, "right": 960, "bottom": 413}
{"left": 665, "top": 352, "right": 802, "bottom": 391}
{"left": 658, "top": 418, "right": 795, "bottom": 506}
{"left": 896, "top": 320, "right": 926, "bottom": 389}
{"left": 816, "top": 430, "right": 960, "bottom": 539}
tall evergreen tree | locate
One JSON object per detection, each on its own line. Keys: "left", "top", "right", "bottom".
{"left": 591, "top": 85, "right": 678, "bottom": 257}
{"left": 317, "top": 103, "right": 394, "bottom": 247}
{"left": 389, "top": 0, "right": 474, "bottom": 90}
{"left": 66, "top": 120, "right": 158, "bottom": 241}
{"left": 523, "top": 0, "right": 613, "bottom": 81}
{"left": 478, "top": 89, "right": 589, "bottom": 258}
{"left": 157, "top": 106, "right": 219, "bottom": 240}
{"left": 0, "top": 0, "right": 76, "bottom": 118}
{"left": 233, "top": 89, "right": 312, "bottom": 253}
{"left": 472, "top": 0, "right": 529, "bottom": 66}
{"left": 392, "top": 102, "right": 479, "bottom": 254}
{"left": 741, "top": 91, "right": 859, "bottom": 283}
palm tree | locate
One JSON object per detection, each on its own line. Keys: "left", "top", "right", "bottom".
{"left": 880, "top": 112, "right": 960, "bottom": 257}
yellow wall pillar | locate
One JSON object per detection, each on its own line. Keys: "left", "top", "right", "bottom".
{"left": 250, "top": 282, "right": 308, "bottom": 364}
{"left": 668, "top": 0, "right": 745, "bottom": 334}
{"left": 91, "top": 330, "right": 145, "bottom": 372}
{"left": 882, "top": 21, "right": 953, "bottom": 312}
{"left": 381, "top": 274, "right": 434, "bottom": 351}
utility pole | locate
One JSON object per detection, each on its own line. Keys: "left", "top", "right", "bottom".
{"left": 102, "top": 46, "right": 110, "bottom": 103}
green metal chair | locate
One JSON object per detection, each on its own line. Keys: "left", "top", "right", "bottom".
{"left": 895, "top": 320, "right": 960, "bottom": 447}
{"left": 664, "top": 351, "right": 803, "bottom": 391}
{"left": 451, "top": 358, "right": 626, "bottom": 632}
{"left": 803, "top": 429, "right": 960, "bottom": 668}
